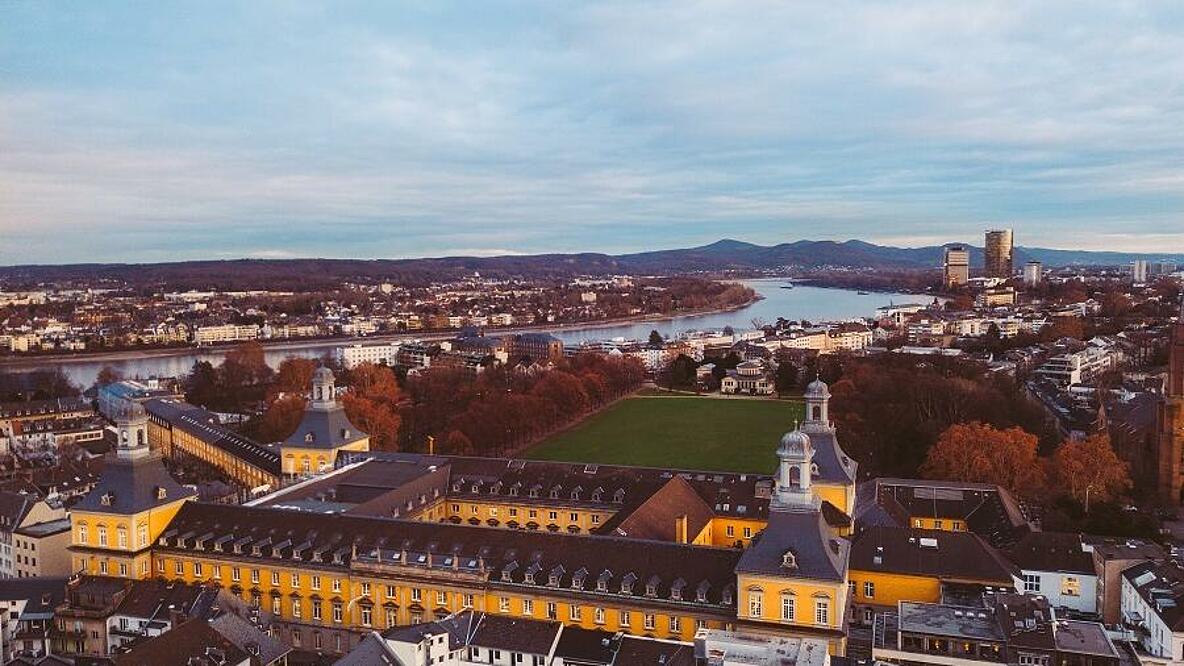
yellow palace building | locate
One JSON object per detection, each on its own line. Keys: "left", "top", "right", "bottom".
{"left": 70, "top": 378, "right": 860, "bottom": 658}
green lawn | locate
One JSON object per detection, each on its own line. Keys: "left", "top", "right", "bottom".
{"left": 526, "top": 396, "right": 804, "bottom": 473}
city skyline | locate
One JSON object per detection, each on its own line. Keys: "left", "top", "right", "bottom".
{"left": 3, "top": 2, "right": 1183, "bottom": 264}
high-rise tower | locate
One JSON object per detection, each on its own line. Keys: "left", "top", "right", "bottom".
{"left": 984, "top": 229, "right": 1014, "bottom": 279}
{"left": 944, "top": 246, "right": 970, "bottom": 287}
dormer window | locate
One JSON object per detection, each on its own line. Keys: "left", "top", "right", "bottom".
{"left": 621, "top": 573, "right": 637, "bottom": 595}
{"left": 548, "top": 566, "right": 565, "bottom": 587}
{"left": 529, "top": 486, "right": 540, "bottom": 499}
{"left": 341, "top": 429, "right": 350, "bottom": 439}
{"left": 100, "top": 493, "right": 114, "bottom": 506}
{"left": 645, "top": 577, "right": 659, "bottom": 598}
{"left": 509, "top": 486, "right": 519, "bottom": 497}
{"left": 613, "top": 489, "right": 625, "bottom": 504}
{"left": 156, "top": 487, "right": 167, "bottom": 500}
{"left": 305, "top": 433, "right": 314, "bottom": 443}
{"left": 810, "top": 463, "right": 819, "bottom": 477}
{"left": 591, "top": 488, "right": 603, "bottom": 502}
{"left": 696, "top": 581, "right": 710, "bottom": 603}
{"left": 549, "top": 488, "right": 559, "bottom": 500}
{"left": 597, "top": 570, "right": 612, "bottom": 592}
{"left": 781, "top": 550, "right": 798, "bottom": 570}
{"left": 571, "top": 568, "right": 587, "bottom": 590}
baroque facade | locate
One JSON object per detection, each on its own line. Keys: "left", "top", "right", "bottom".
{"left": 68, "top": 378, "right": 858, "bottom": 658}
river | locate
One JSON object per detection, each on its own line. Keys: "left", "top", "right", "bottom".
{"left": 3, "top": 281, "right": 933, "bottom": 388}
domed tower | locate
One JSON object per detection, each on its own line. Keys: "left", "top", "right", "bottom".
{"left": 70, "top": 401, "right": 194, "bottom": 579}
{"left": 282, "top": 366, "right": 370, "bottom": 476}
{"left": 803, "top": 377, "right": 831, "bottom": 428}
{"left": 772, "top": 427, "right": 819, "bottom": 511}
{"left": 310, "top": 366, "right": 337, "bottom": 409}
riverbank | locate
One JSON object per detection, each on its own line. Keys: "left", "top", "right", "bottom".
{"left": 0, "top": 293, "right": 762, "bottom": 370}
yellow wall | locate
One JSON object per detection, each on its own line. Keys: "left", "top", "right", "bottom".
{"left": 907, "top": 516, "right": 966, "bottom": 531}
{"left": 150, "top": 420, "right": 279, "bottom": 489}
{"left": 70, "top": 497, "right": 189, "bottom": 579}
{"left": 152, "top": 552, "right": 723, "bottom": 642}
{"left": 282, "top": 440, "right": 369, "bottom": 475}
{"left": 815, "top": 482, "right": 854, "bottom": 519}
{"left": 707, "top": 517, "right": 766, "bottom": 547}
{"left": 736, "top": 573, "right": 847, "bottom": 632}
{"left": 848, "top": 570, "right": 941, "bottom": 608}
{"left": 436, "top": 499, "right": 613, "bottom": 534}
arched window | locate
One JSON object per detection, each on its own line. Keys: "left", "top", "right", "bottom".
{"left": 789, "top": 465, "right": 802, "bottom": 488}
{"left": 137, "top": 523, "right": 148, "bottom": 547}
{"left": 97, "top": 525, "right": 108, "bottom": 547}
{"left": 136, "top": 429, "right": 145, "bottom": 446}
{"left": 812, "top": 405, "right": 821, "bottom": 420}
{"left": 77, "top": 522, "right": 88, "bottom": 544}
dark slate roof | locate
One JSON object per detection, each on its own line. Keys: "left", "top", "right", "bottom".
{"left": 0, "top": 491, "right": 33, "bottom": 531}
{"left": 114, "top": 617, "right": 249, "bottom": 666}
{"left": 554, "top": 626, "right": 619, "bottom": 663}
{"left": 72, "top": 452, "right": 195, "bottom": 515}
{"left": 850, "top": 527, "right": 1019, "bottom": 586}
{"left": 616, "top": 637, "right": 696, "bottom": 665}
{"left": 1123, "top": 561, "right": 1184, "bottom": 631}
{"left": 599, "top": 476, "right": 716, "bottom": 542}
{"left": 112, "top": 578, "right": 214, "bottom": 619}
{"left": 0, "top": 397, "right": 92, "bottom": 419}
{"left": 0, "top": 577, "right": 67, "bottom": 616}
{"left": 283, "top": 403, "right": 367, "bottom": 450}
{"left": 799, "top": 424, "right": 857, "bottom": 485}
{"left": 856, "top": 478, "right": 1030, "bottom": 547}
{"left": 467, "top": 613, "right": 560, "bottom": 654}
{"left": 158, "top": 502, "right": 741, "bottom": 613}
{"left": 209, "top": 611, "right": 290, "bottom": 665}
{"left": 736, "top": 509, "right": 848, "bottom": 582}
{"left": 146, "top": 399, "right": 281, "bottom": 475}
{"left": 1002, "top": 531, "right": 1095, "bottom": 575}
{"left": 335, "top": 631, "right": 401, "bottom": 665}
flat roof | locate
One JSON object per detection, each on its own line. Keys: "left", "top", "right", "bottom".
{"left": 898, "top": 602, "right": 1005, "bottom": 642}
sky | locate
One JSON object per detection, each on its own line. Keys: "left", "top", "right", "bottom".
{"left": 2, "top": 1, "right": 1183, "bottom": 265}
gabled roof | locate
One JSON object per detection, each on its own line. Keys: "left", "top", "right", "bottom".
{"left": 599, "top": 476, "right": 716, "bottom": 542}
{"left": 1002, "top": 531, "right": 1094, "bottom": 575}
{"left": 114, "top": 617, "right": 249, "bottom": 666}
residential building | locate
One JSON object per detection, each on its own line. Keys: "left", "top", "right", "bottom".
{"left": 854, "top": 478, "right": 1031, "bottom": 547}
{"left": 874, "top": 594, "right": 1118, "bottom": 666}
{"left": 508, "top": 333, "right": 565, "bottom": 364}
{"left": 1133, "top": 259, "right": 1149, "bottom": 284}
{"left": 0, "top": 492, "right": 67, "bottom": 579}
{"left": 0, "top": 577, "right": 65, "bottom": 662}
{"left": 1121, "top": 561, "right": 1184, "bottom": 662}
{"left": 1091, "top": 539, "right": 1163, "bottom": 625}
{"left": 1003, "top": 531, "right": 1096, "bottom": 615}
{"left": 977, "top": 286, "right": 1017, "bottom": 308}
{"left": 944, "top": 246, "right": 970, "bottom": 287}
{"left": 13, "top": 517, "right": 71, "bottom": 579}
{"left": 985, "top": 229, "right": 1014, "bottom": 279}
{"left": 338, "top": 342, "right": 402, "bottom": 369}
{"left": 193, "top": 324, "right": 260, "bottom": 346}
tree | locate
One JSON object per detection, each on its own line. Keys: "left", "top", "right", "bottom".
{"left": 775, "top": 363, "right": 799, "bottom": 395}
{"left": 1052, "top": 432, "right": 1131, "bottom": 511}
{"left": 183, "top": 360, "right": 220, "bottom": 408}
{"left": 648, "top": 330, "right": 664, "bottom": 346}
{"left": 444, "top": 429, "right": 475, "bottom": 455}
{"left": 251, "top": 395, "right": 306, "bottom": 443}
{"left": 270, "top": 357, "right": 317, "bottom": 400}
{"left": 921, "top": 422, "right": 1045, "bottom": 496}
{"left": 666, "top": 355, "right": 698, "bottom": 389}
{"left": 95, "top": 366, "right": 123, "bottom": 389}
{"left": 342, "top": 363, "right": 403, "bottom": 451}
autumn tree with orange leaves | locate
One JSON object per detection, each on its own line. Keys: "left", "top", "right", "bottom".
{"left": 1052, "top": 432, "right": 1131, "bottom": 512}
{"left": 920, "top": 422, "right": 1046, "bottom": 496}
{"left": 342, "top": 363, "right": 402, "bottom": 451}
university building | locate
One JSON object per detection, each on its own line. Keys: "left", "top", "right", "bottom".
{"left": 67, "top": 377, "right": 861, "bottom": 658}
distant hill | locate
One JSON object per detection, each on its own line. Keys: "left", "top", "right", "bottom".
{"left": 1, "top": 239, "right": 1179, "bottom": 291}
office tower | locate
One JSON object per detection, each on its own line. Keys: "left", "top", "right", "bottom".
{"left": 943, "top": 246, "right": 970, "bottom": 286}
{"left": 1133, "top": 259, "right": 1149, "bottom": 284}
{"left": 984, "top": 229, "right": 1014, "bottom": 279}
{"left": 1023, "top": 261, "right": 1043, "bottom": 287}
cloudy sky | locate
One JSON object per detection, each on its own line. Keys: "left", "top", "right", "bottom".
{"left": 2, "top": 2, "right": 1182, "bottom": 264}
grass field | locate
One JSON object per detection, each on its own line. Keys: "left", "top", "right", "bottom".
{"left": 526, "top": 396, "right": 804, "bottom": 473}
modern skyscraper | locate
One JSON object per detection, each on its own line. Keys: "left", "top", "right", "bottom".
{"left": 1133, "top": 259, "right": 1149, "bottom": 284}
{"left": 984, "top": 229, "right": 1014, "bottom": 279}
{"left": 1023, "top": 261, "right": 1043, "bottom": 287}
{"left": 943, "top": 246, "right": 970, "bottom": 286}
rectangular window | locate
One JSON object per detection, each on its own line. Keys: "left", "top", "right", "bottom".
{"left": 864, "top": 581, "right": 875, "bottom": 599}
{"left": 311, "top": 576, "right": 320, "bottom": 590}
{"left": 292, "top": 599, "right": 302, "bottom": 618}
{"left": 436, "top": 591, "right": 447, "bottom": 607}
{"left": 312, "top": 602, "right": 322, "bottom": 621}
{"left": 291, "top": 573, "right": 300, "bottom": 588}
{"left": 570, "top": 605, "right": 582, "bottom": 621}
{"left": 411, "top": 588, "right": 422, "bottom": 602}
{"left": 157, "top": 559, "right": 165, "bottom": 573}
{"left": 174, "top": 561, "right": 183, "bottom": 575}
{"left": 781, "top": 595, "right": 795, "bottom": 621}
{"left": 272, "top": 597, "right": 281, "bottom": 615}
{"left": 463, "top": 594, "right": 474, "bottom": 608}
{"left": 251, "top": 569, "right": 260, "bottom": 584}
{"left": 569, "top": 512, "right": 578, "bottom": 522}
{"left": 549, "top": 511, "right": 558, "bottom": 521}
{"left": 815, "top": 599, "right": 830, "bottom": 625}
{"left": 934, "top": 520, "right": 944, "bottom": 530}
{"left": 193, "top": 562, "right": 203, "bottom": 577}
{"left": 743, "top": 527, "right": 752, "bottom": 538}
{"left": 1023, "top": 574, "right": 1041, "bottom": 593}
{"left": 726, "top": 525, "right": 734, "bottom": 537}
{"left": 522, "top": 599, "right": 533, "bottom": 615}
{"left": 361, "top": 582, "right": 371, "bottom": 597}
{"left": 594, "top": 607, "right": 605, "bottom": 624}
{"left": 546, "top": 602, "right": 557, "bottom": 620}
{"left": 499, "top": 597, "right": 510, "bottom": 613}
{"left": 749, "top": 591, "right": 763, "bottom": 618}
{"left": 361, "top": 606, "right": 372, "bottom": 626}
{"left": 670, "top": 616, "right": 681, "bottom": 633}
{"left": 509, "top": 508, "right": 518, "bottom": 517}
{"left": 620, "top": 610, "right": 631, "bottom": 627}
{"left": 332, "top": 579, "right": 342, "bottom": 593}
{"left": 271, "top": 571, "right": 280, "bottom": 586}
{"left": 1061, "top": 576, "right": 1081, "bottom": 597}
{"left": 644, "top": 614, "right": 656, "bottom": 630}
{"left": 232, "top": 567, "right": 240, "bottom": 582}
{"left": 386, "top": 585, "right": 395, "bottom": 599}
{"left": 591, "top": 514, "right": 600, "bottom": 524}
{"left": 332, "top": 603, "right": 343, "bottom": 623}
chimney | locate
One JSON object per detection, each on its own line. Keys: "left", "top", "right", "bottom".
{"left": 675, "top": 515, "right": 689, "bottom": 544}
